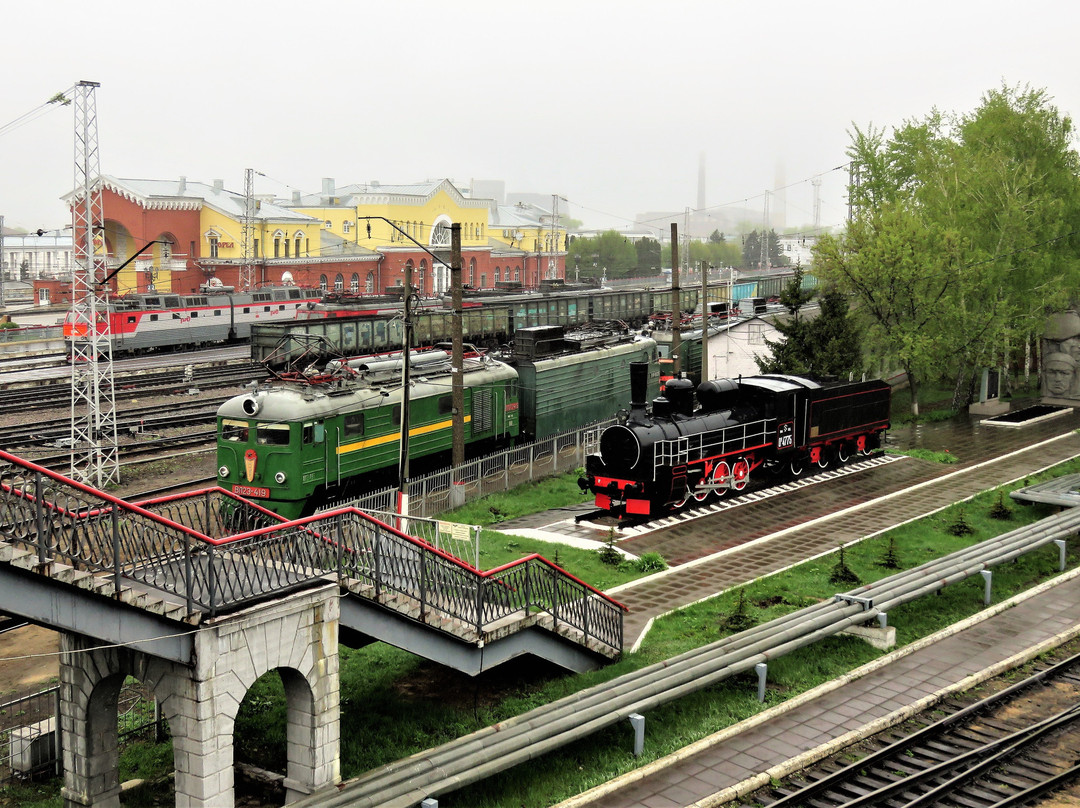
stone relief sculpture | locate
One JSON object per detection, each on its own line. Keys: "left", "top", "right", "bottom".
{"left": 1042, "top": 310, "right": 1080, "bottom": 402}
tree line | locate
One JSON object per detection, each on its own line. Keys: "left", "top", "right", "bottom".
{"left": 811, "top": 83, "right": 1080, "bottom": 415}
{"left": 563, "top": 228, "right": 789, "bottom": 279}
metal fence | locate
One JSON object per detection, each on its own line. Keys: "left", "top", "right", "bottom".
{"left": 0, "top": 678, "right": 159, "bottom": 786}
{"left": 361, "top": 510, "right": 482, "bottom": 569}
{"left": 0, "top": 445, "right": 624, "bottom": 652}
{"left": 0, "top": 325, "right": 64, "bottom": 344}
{"left": 331, "top": 419, "right": 610, "bottom": 520}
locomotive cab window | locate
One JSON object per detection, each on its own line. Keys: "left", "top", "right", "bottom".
{"left": 302, "top": 422, "right": 324, "bottom": 444}
{"left": 256, "top": 423, "right": 291, "bottom": 446}
{"left": 221, "top": 419, "right": 249, "bottom": 442}
{"left": 344, "top": 413, "right": 364, "bottom": 436}
{"left": 437, "top": 395, "right": 452, "bottom": 416}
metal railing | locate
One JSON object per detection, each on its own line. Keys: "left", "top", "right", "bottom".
{"left": 332, "top": 420, "right": 612, "bottom": 519}
{"left": 361, "top": 510, "right": 482, "bottom": 568}
{"left": 0, "top": 324, "right": 64, "bottom": 344}
{"left": 653, "top": 419, "right": 774, "bottom": 473}
{"left": 0, "top": 450, "right": 624, "bottom": 655}
{"left": 0, "top": 679, "right": 161, "bottom": 786}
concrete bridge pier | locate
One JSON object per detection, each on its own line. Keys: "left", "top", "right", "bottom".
{"left": 59, "top": 585, "right": 341, "bottom": 808}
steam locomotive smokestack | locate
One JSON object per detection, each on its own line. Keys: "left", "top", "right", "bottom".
{"left": 629, "top": 362, "right": 648, "bottom": 421}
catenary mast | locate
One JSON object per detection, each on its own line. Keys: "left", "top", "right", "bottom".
{"left": 69, "top": 80, "right": 120, "bottom": 487}
{"left": 240, "top": 167, "right": 255, "bottom": 290}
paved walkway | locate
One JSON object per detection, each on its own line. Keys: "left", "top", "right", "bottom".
{"left": 495, "top": 406, "right": 1080, "bottom": 807}
{"left": 502, "top": 407, "right": 1080, "bottom": 646}
{"left": 557, "top": 569, "right": 1080, "bottom": 808}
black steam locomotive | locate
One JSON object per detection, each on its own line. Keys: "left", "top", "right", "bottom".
{"left": 580, "top": 363, "right": 891, "bottom": 517}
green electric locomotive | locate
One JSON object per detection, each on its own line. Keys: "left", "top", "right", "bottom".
{"left": 218, "top": 325, "right": 661, "bottom": 519}
{"left": 216, "top": 350, "right": 519, "bottom": 519}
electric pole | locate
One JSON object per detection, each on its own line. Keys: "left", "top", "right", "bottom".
{"left": 700, "top": 260, "right": 708, "bottom": 382}
{"left": 69, "top": 80, "right": 120, "bottom": 487}
{"left": 760, "top": 190, "right": 770, "bottom": 269}
{"left": 240, "top": 168, "right": 255, "bottom": 290}
{"left": 548, "top": 195, "right": 559, "bottom": 280}
{"left": 450, "top": 223, "right": 464, "bottom": 469}
{"left": 671, "top": 222, "right": 681, "bottom": 378}
{"left": 0, "top": 215, "right": 5, "bottom": 307}
{"left": 397, "top": 262, "right": 414, "bottom": 517}
{"left": 812, "top": 175, "right": 822, "bottom": 230}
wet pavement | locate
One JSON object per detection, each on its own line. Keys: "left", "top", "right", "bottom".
{"left": 500, "top": 402, "right": 1080, "bottom": 808}
{"left": 499, "top": 404, "right": 1080, "bottom": 647}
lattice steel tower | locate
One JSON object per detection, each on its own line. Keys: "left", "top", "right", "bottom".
{"left": 69, "top": 80, "right": 120, "bottom": 487}
{"left": 240, "top": 167, "right": 256, "bottom": 290}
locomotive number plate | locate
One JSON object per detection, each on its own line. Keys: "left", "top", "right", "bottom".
{"left": 232, "top": 484, "right": 270, "bottom": 499}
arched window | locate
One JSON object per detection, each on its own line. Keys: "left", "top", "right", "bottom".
{"left": 495, "top": 267, "right": 501, "bottom": 283}
{"left": 430, "top": 216, "right": 452, "bottom": 247}
{"left": 365, "top": 271, "right": 375, "bottom": 293}
{"left": 419, "top": 260, "right": 427, "bottom": 295}
{"left": 319, "top": 274, "right": 328, "bottom": 292}
{"left": 350, "top": 273, "right": 359, "bottom": 293}
{"left": 334, "top": 273, "right": 344, "bottom": 292}
{"left": 469, "top": 257, "right": 476, "bottom": 285}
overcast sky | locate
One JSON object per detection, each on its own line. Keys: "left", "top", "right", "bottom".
{"left": 2, "top": 0, "right": 1077, "bottom": 237}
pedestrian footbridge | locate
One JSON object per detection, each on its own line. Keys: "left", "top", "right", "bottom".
{"left": 0, "top": 449, "right": 624, "bottom": 807}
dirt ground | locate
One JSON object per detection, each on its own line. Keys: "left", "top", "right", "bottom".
{"left": 0, "top": 385, "right": 229, "bottom": 699}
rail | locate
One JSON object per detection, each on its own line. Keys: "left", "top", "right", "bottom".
{"left": 293, "top": 499, "right": 1080, "bottom": 808}
{"left": 332, "top": 420, "right": 612, "bottom": 518}
{"left": 0, "top": 450, "right": 624, "bottom": 654}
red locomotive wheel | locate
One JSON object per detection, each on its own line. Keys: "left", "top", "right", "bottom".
{"left": 711, "top": 461, "right": 731, "bottom": 499}
{"left": 815, "top": 447, "right": 831, "bottom": 469}
{"left": 732, "top": 458, "right": 750, "bottom": 491}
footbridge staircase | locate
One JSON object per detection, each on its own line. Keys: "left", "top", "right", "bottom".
{"left": 0, "top": 449, "right": 624, "bottom": 807}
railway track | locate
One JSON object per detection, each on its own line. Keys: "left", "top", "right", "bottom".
{"left": 0, "top": 363, "right": 267, "bottom": 406}
{"left": 742, "top": 649, "right": 1080, "bottom": 808}
{"left": 0, "top": 401, "right": 224, "bottom": 449}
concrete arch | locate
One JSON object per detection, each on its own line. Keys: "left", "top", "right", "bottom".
{"left": 59, "top": 585, "right": 340, "bottom": 808}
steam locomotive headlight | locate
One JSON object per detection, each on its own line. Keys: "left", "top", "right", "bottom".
{"left": 218, "top": 465, "right": 229, "bottom": 478}
{"left": 274, "top": 471, "right": 287, "bottom": 484}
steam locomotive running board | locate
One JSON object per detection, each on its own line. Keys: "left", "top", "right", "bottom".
{"left": 574, "top": 452, "right": 901, "bottom": 527}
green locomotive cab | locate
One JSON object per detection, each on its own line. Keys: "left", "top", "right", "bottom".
{"left": 216, "top": 351, "right": 520, "bottom": 519}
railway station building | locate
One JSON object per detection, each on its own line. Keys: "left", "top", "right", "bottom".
{"left": 39, "top": 175, "right": 566, "bottom": 301}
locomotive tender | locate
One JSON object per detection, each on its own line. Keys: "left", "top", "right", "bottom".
{"left": 217, "top": 327, "right": 660, "bottom": 519}
{"left": 581, "top": 363, "right": 891, "bottom": 517}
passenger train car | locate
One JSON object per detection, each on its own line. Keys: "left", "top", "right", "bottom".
{"left": 217, "top": 325, "right": 660, "bottom": 518}
{"left": 581, "top": 363, "right": 891, "bottom": 517}
{"left": 64, "top": 281, "right": 323, "bottom": 355}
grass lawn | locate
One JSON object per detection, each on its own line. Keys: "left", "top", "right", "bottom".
{"left": 8, "top": 447, "right": 1078, "bottom": 808}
